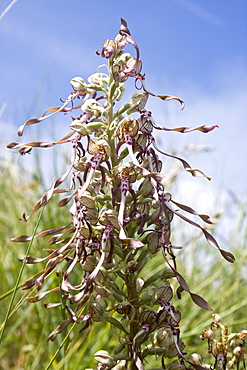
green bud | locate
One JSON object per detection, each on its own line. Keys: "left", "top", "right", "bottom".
{"left": 167, "top": 341, "right": 186, "bottom": 359}
{"left": 79, "top": 191, "right": 96, "bottom": 209}
{"left": 81, "top": 255, "right": 97, "bottom": 272}
{"left": 152, "top": 282, "right": 173, "bottom": 304}
{"left": 154, "top": 328, "right": 173, "bottom": 348}
{"left": 160, "top": 269, "right": 175, "bottom": 280}
{"left": 79, "top": 225, "right": 91, "bottom": 239}
{"left": 141, "top": 177, "right": 154, "bottom": 197}
{"left": 166, "top": 360, "right": 187, "bottom": 369}
{"left": 127, "top": 92, "right": 148, "bottom": 113}
{"left": 146, "top": 232, "right": 159, "bottom": 254}
{"left": 94, "top": 267, "right": 107, "bottom": 286}
{"left": 99, "top": 209, "right": 120, "bottom": 229}
{"left": 95, "top": 285, "right": 111, "bottom": 298}
{"left": 114, "top": 103, "right": 131, "bottom": 118}
{"left": 126, "top": 260, "right": 139, "bottom": 273}
{"left": 89, "top": 302, "right": 106, "bottom": 322}
{"left": 115, "top": 301, "right": 132, "bottom": 315}
{"left": 139, "top": 310, "right": 157, "bottom": 332}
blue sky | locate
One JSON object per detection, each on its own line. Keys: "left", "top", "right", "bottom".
{"left": 1, "top": 0, "right": 247, "bottom": 238}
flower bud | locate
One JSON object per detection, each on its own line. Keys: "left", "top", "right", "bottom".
{"left": 95, "top": 285, "right": 111, "bottom": 298}
{"left": 81, "top": 255, "right": 97, "bottom": 272}
{"left": 70, "top": 77, "right": 88, "bottom": 94}
{"left": 81, "top": 99, "right": 105, "bottom": 117}
{"left": 115, "top": 301, "right": 132, "bottom": 315}
{"left": 99, "top": 209, "right": 120, "bottom": 229}
{"left": 146, "top": 232, "right": 159, "bottom": 254}
{"left": 88, "top": 72, "right": 108, "bottom": 87}
{"left": 232, "top": 346, "right": 244, "bottom": 360}
{"left": 94, "top": 267, "right": 107, "bottom": 286}
{"left": 89, "top": 302, "right": 106, "bottom": 322}
{"left": 141, "top": 177, "right": 154, "bottom": 197}
{"left": 94, "top": 350, "right": 117, "bottom": 367}
{"left": 167, "top": 341, "right": 186, "bottom": 358}
{"left": 160, "top": 269, "right": 175, "bottom": 280}
{"left": 200, "top": 328, "right": 214, "bottom": 341}
{"left": 70, "top": 120, "right": 89, "bottom": 136}
{"left": 139, "top": 310, "right": 157, "bottom": 332}
{"left": 154, "top": 328, "right": 173, "bottom": 348}
{"left": 127, "top": 92, "right": 149, "bottom": 113}
{"left": 166, "top": 360, "right": 187, "bottom": 370}
{"left": 135, "top": 277, "right": 145, "bottom": 293}
{"left": 126, "top": 260, "right": 139, "bottom": 273}
{"left": 152, "top": 282, "right": 173, "bottom": 304}
{"left": 190, "top": 353, "right": 204, "bottom": 365}
{"left": 101, "top": 39, "right": 118, "bottom": 59}
{"left": 212, "top": 313, "right": 221, "bottom": 327}
{"left": 79, "top": 192, "right": 96, "bottom": 209}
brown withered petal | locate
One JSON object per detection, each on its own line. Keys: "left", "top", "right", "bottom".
{"left": 20, "top": 183, "right": 56, "bottom": 222}
{"left": 164, "top": 197, "right": 235, "bottom": 263}
{"left": 47, "top": 318, "right": 73, "bottom": 342}
{"left": 128, "top": 238, "right": 144, "bottom": 249}
{"left": 157, "top": 94, "right": 185, "bottom": 110}
{"left": 152, "top": 138, "right": 211, "bottom": 180}
{"left": 27, "top": 287, "right": 60, "bottom": 303}
{"left": 171, "top": 200, "right": 213, "bottom": 224}
{"left": 17, "top": 92, "right": 79, "bottom": 136}
{"left": 162, "top": 251, "right": 212, "bottom": 311}
{"left": 12, "top": 224, "right": 71, "bottom": 244}
{"left": 44, "top": 303, "right": 62, "bottom": 309}
{"left": 119, "top": 18, "right": 131, "bottom": 36}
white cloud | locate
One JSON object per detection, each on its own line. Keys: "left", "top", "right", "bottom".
{"left": 172, "top": 0, "right": 224, "bottom": 28}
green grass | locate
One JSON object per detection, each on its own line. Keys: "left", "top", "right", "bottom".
{"left": 0, "top": 154, "right": 246, "bottom": 369}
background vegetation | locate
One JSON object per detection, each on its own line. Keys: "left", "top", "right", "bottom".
{"left": 0, "top": 146, "right": 246, "bottom": 369}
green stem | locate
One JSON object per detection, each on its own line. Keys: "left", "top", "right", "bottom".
{"left": 106, "top": 59, "right": 118, "bottom": 169}
{"left": 123, "top": 250, "right": 140, "bottom": 370}
{"left": 0, "top": 206, "right": 45, "bottom": 344}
